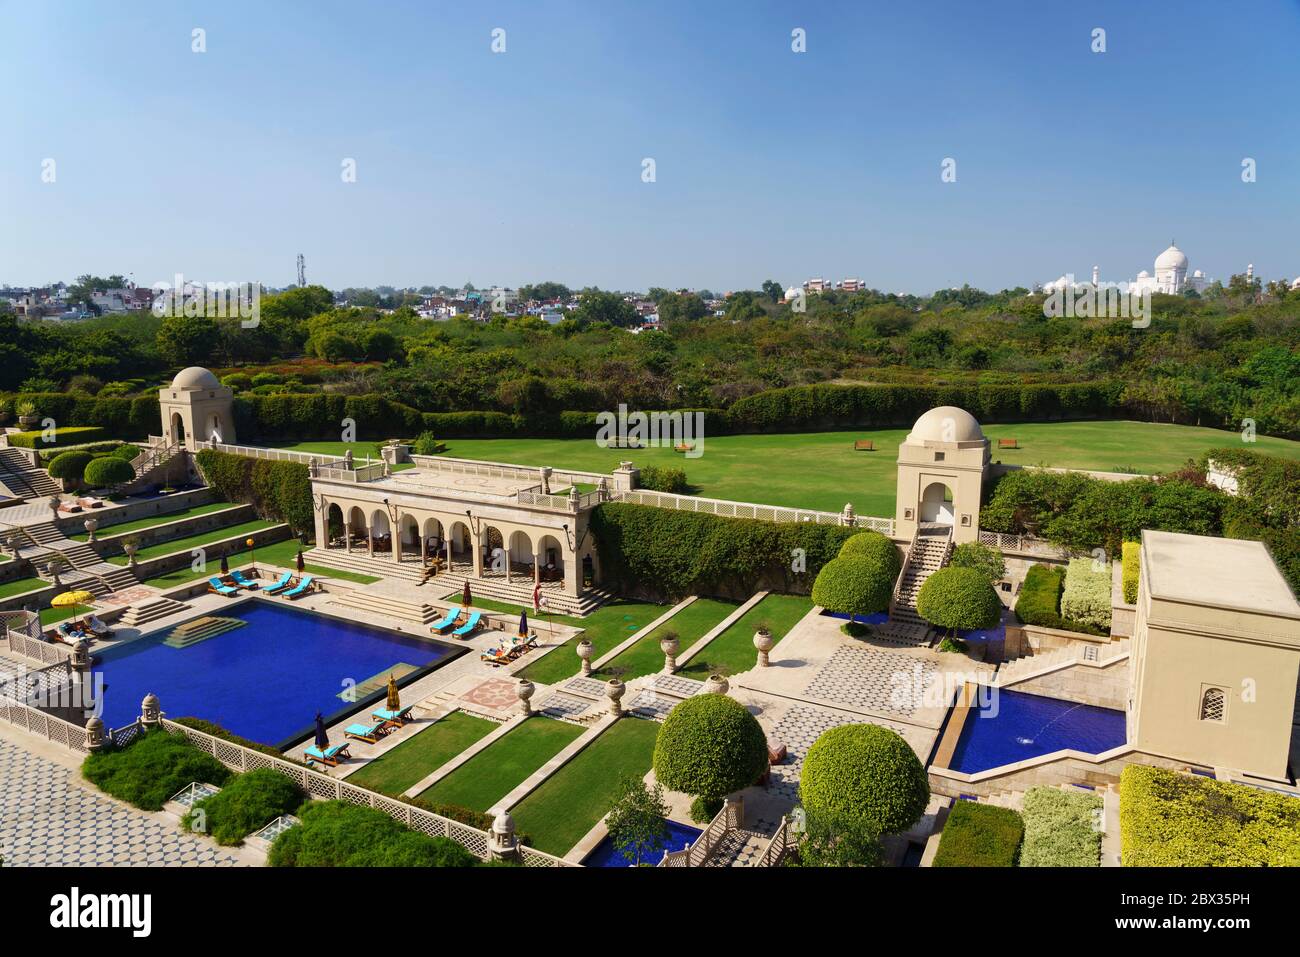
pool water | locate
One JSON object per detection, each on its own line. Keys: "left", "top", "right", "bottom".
{"left": 92, "top": 601, "right": 461, "bottom": 748}
{"left": 821, "top": 610, "right": 890, "bottom": 626}
{"left": 948, "top": 688, "right": 1126, "bottom": 774}
{"left": 582, "top": 820, "right": 703, "bottom": 867}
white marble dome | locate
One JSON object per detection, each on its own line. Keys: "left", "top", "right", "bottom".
{"left": 1155, "top": 243, "right": 1188, "bottom": 270}
{"left": 170, "top": 366, "right": 221, "bottom": 390}
{"left": 906, "top": 406, "right": 984, "bottom": 444}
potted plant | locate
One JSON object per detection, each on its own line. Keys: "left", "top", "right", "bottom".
{"left": 15, "top": 400, "right": 39, "bottom": 430}
{"left": 752, "top": 621, "right": 774, "bottom": 667}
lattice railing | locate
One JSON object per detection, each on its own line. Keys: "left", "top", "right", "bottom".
{"left": 5, "top": 625, "right": 72, "bottom": 665}
{"left": 977, "top": 529, "right": 1068, "bottom": 557}
{"left": 0, "top": 692, "right": 88, "bottom": 753}
{"left": 658, "top": 796, "right": 742, "bottom": 867}
{"left": 211, "top": 443, "right": 345, "bottom": 468}
{"left": 615, "top": 489, "right": 893, "bottom": 534}
{"left": 754, "top": 815, "right": 792, "bottom": 867}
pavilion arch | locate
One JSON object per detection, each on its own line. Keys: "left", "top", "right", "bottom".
{"left": 919, "top": 481, "right": 955, "bottom": 526}
{"left": 326, "top": 502, "right": 344, "bottom": 543}
{"left": 482, "top": 525, "right": 506, "bottom": 576}
{"left": 397, "top": 513, "right": 420, "bottom": 559}
{"left": 508, "top": 530, "right": 534, "bottom": 568}
{"left": 446, "top": 520, "right": 472, "bottom": 563}
{"left": 347, "top": 506, "right": 368, "bottom": 540}
{"left": 169, "top": 412, "right": 186, "bottom": 446}
{"left": 537, "top": 534, "right": 565, "bottom": 580}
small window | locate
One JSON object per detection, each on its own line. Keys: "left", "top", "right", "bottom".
{"left": 1199, "top": 687, "right": 1226, "bottom": 723}
{"left": 934, "top": 452, "right": 945, "bottom": 461}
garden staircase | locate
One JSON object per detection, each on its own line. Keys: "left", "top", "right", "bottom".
{"left": 877, "top": 528, "right": 952, "bottom": 646}
{"left": 10, "top": 520, "right": 139, "bottom": 597}
{"left": 0, "top": 449, "right": 60, "bottom": 498}
{"left": 117, "top": 597, "right": 190, "bottom": 628}
{"left": 122, "top": 442, "right": 184, "bottom": 494}
{"left": 994, "top": 638, "right": 1131, "bottom": 688}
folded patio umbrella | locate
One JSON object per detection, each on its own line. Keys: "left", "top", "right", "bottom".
{"left": 462, "top": 582, "right": 472, "bottom": 608}
{"left": 314, "top": 712, "right": 328, "bottom": 750}
{"left": 518, "top": 609, "right": 528, "bottom": 638}
{"left": 219, "top": 554, "right": 229, "bottom": 574}
{"left": 296, "top": 549, "right": 305, "bottom": 573}
{"left": 386, "top": 674, "right": 400, "bottom": 712}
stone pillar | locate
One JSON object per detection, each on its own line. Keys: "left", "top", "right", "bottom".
{"left": 533, "top": 551, "right": 542, "bottom": 586}
{"left": 140, "top": 692, "right": 161, "bottom": 728}
{"left": 392, "top": 520, "right": 402, "bottom": 565}
{"left": 516, "top": 678, "right": 534, "bottom": 717}
{"left": 540, "top": 467, "right": 552, "bottom": 495}
{"left": 84, "top": 715, "right": 106, "bottom": 752}
{"left": 660, "top": 634, "right": 680, "bottom": 673}
{"left": 344, "top": 525, "right": 352, "bottom": 553}
{"left": 611, "top": 461, "right": 639, "bottom": 492}
{"left": 367, "top": 523, "right": 374, "bottom": 557}
{"left": 577, "top": 639, "right": 593, "bottom": 676}
{"left": 446, "top": 535, "right": 453, "bottom": 572}
{"left": 471, "top": 528, "right": 483, "bottom": 578}
{"left": 489, "top": 810, "right": 519, "bottom": 861}
{"left": 840, "top": 502, "right": 856, "bottom": 527}
{"left": 753, "top": 628, "right": 774, "bottom": 667}
{"left": 605, "top": 678, "right": 625, "bottom": 716}
{"left": 83, "top": 518, "right": 98, "bottom": 543}
{"left": 313, "top": 503, "right": 327, "bottom": 550}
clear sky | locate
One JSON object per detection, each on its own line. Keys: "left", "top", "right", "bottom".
{"left": 2, "top": 0, "right": 1297, "bottom": 293}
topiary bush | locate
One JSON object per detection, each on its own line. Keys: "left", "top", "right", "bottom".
{"left": 916, "top": 566, "right": 1002, "bottom": 637}
{"left": 948, "top": 541, "right": 1006, "bottom": 583}
{"left": 799, "top": 724, "right": 929, "bottom": 836}
{"left": 182, "top": 768, "right": 305, "bottom": 845}
{"left": 268, "top": 800, "right": 483, "bottom": 867}
{"left": 1059, "top": 557, "right": 1112, "bottom": 630}
{"left": 811, "top": 555, "right": 895, "bottom": 616}
{"left": 47, "top": 450, "right": 95, "bottom": 483}
{"left": 1121, "top": 541, "right": 1140, "bottom": 605}
{"left": 1019, "top": 786, "right": 1102, "bottom": 867}
{"left": 932, "top": 800, "right": 1023, "bottom": 867}
{"left": 82, "top": 729, "right": 231, "bottom": 811}
{"left": 837, "top": 530, "right": 902, "bottom": 574}
{"left": 638, "top": 464, "right": 689, "bottom": 494}
{"left": 82, "top": 454, "right": 136, "bottom": 489}
{"left": 653, "top": 694, "right": 769, "bottom": 804}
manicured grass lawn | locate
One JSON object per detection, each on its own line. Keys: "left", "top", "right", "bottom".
{"left": 592, "top": 598, "right": 738, "bottom": 681}
{"left": 254, "top": 538, "right": 380, "bottom": 584}
{"left": 677, "top": 594, "right": 814, "bottom": 678}
{"left": 268, "top": 441, "right": 415, "bottom": 471}
{"left": 0, "top": 575, "right": 48, "bottom": 599}
{"left": 106, "top": 519, "right": 281, "bottom": 565}
{"left": 512, "top": 599, "right": 666, "bottom": 685}
{"left": 417, "top": 717, "right": 584, "bottom": 812}
{"left": 510, "top": 716, "right": 661, "bottom": 856}
{"left": 346, "top": 711, "right": 497, "bottom": 797}
{"left": 40, "top": 605, "right": 80, "bottom": 625}
{"left": 67, "top": 502, "right": 240, "bottom": 541}
{"left": 438, "top": 422, "right": 1300, "bottom": 516}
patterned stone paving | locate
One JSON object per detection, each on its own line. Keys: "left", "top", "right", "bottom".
{"left": 96, "top": 586, "right": 159, "bottom": 608}
{"left": 459, "top": 677, "right": 519, "bottom": 710}
{"left": 649, "top": 674, "right": 704, "bottom": 698}
{"left": 537, "top": 693, "right": 592, "bottom": 720}
{"left": 765, "top": 704, "right": 916, "bottom": 805}
{"left": 0, "top": 740, "right": 243, "bottom": 866}
{"left": 626, "top": 690, "right": 674, "bottom": 721}
{"left": 562, "top": 676, "right": 609, "bottom": 699}
{"left": 801, "top": 644, "right": 937, "bottom": 718}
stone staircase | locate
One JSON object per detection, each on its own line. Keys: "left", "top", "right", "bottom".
{"left": 117, "top": 597, "right": 190, "bottom": 628}
{"left": 122, "top": 442, "right": 184, "bottom": 494}
{"left": 995, "top": 638, "right": 1131, "bottom": 687}
{"left": 877, "top": 529, "right": 952, "bottom": 645}
{"left": 328, "top": 588, "right": 443, "bottom": 627}
{"left": 163, "top": 615, "right": 246, "bottom": 648}
{"left": 16, "top": 520, "right": 139, "bottom": 597}
{"left": 0, "top": 448, "right": 60, "bottom": 498}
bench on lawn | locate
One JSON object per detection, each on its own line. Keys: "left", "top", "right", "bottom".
{"left": 674, "top": 443, "right": 694, "bottom": 453}
{"left": 997, "top": 438, "right": 1019, "bottom": 449}
{"left": 853, "top": 439, "right": 876, "bottom": 451}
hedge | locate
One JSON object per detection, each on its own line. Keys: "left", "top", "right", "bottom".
{"left": 799, "top": 724, "right": 929, "bottom": 836}
{"left": 916, "top": 566, "right": 1003, "bottom": 634}
{"left": 1119, "top": 765, "right": 1300, "bottom": 866}
{"left": 932, "top": 801, "right": 1024, "bottom": 867}
{"left": 195, "top": 449, "right": 314, "bottom": 539}
{"left": 837, "top": 530, "right": 902, "bottom": 573}
{"left": 653, "top": 694, "right": 770, "bottom": 803}
{"left": 1120, "top": 541, "right": 1140, "bottom": 605}
{"left": 47, "top": 450, "right": 95, "bottom": 482}
{"left": 82, "top": 729, "right": 231, "bottom": 811}
{"left": 7, "top": 425, "right": 106, "bottom": 449}
{"left": 638, "top": 464, "right": 689, "bottom": 494}
{"left": 811, "top": 555, "right": 895, "bottom": 616}
{"left": 1014, "top": 564, "right": 1107, "bottom": 636}
{"left": 182, "top": 768, "right": 305, "bottom": 845}
{"left": 6, "top": 393, "right": 157, "bottom": 439}
{"left": 1059, "top": 557, "right": 1112, "bottom": 630}
{"left": 1019, "top": 786, "right": 1102, "bottom": 867}
{"left": 588, "top": 501, "right": 855, "bottom": 601}
{"left": 82, "top": 454, "right": 136, "bottom": 488}
{"left": 268, "top": 800, "right": 486, "bottom": 867}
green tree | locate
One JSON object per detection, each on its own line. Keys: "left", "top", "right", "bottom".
{"left": 811, "top": 555, "right": 895, "bottom": 616}
{"left": 916, "top": 566, "right": 1003, "bottom": 637}
{"left": 83, "top": 455, "right": 136, "bottom": 489}
{"left": 948, "top": 542, "right": 1006, "bottom": 583}
{"left": 156, "top": 315, "right": 220, "bottom": 366}
{"left": 572, "top": 289, "right": 638, "bottom": 328}
{"left": 799, "top": 724, "right": 929, "bottom": 836}
{"left": 605, "top": 774, "right": 671, "bottom": 866}
{"left": 653, "top": 695, "right": 768, "bottom": 809}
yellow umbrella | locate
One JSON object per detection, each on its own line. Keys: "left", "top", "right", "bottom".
{"left": 386, "top": 673, "right": 401, "bottom": 712}
{"left": 51, "top": 590, "right": 95, "bottom": 630}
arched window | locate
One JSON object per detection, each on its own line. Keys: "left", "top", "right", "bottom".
{"left": 1199, "top": 687, "right": 1226, "bottom": 723}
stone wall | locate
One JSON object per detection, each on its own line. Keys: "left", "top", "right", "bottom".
{"left": 929, "top": 747, "right": 1186, "bottom": 799}
{"left": 1004, "top": 654, "right": 1130, "bottom": 711}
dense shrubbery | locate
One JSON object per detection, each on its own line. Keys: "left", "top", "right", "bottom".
{"left": 811, "top": 555, "right": 896, "bottom": 616}
{"left": 916, "top": 566, "right": 1003, "bottom": 636}
{"left": 799, "top": 724, "right": 929, "bottom": 836}
{"left": 588, "top": 502, "right": 854, "bottom": 600}
{"left": 1014, "top": 564, "right": 1107, "bottom": 636}
{"left": 1059, "top": 557, "right": 1113, "bottom": 630}
{"left": 268, "top": 800, "right": 483, "bottom": 867}
{"left": 82, "top": 730, "right": 231, "bottom": 811}
{"left": 1121, "top": 541, "right": 1140, "bottom": 605}
{"left": 47, "top": 450, "right": 95, "bottom": 483}
{"left": 82, "top": 454, "right": 136, "bottom": 488}
{"left": 637, "top": 464, "right": 689, "bottom": 494}
{"left": 4, "top": 393, "right": 157, "bottom": 438}
{"left": 172, "top": 717, "right": 288, "bottom": 759}
{"left": 948, "top": 541, "right": 1006, "bottom": 582}
{"left": 932, "top": 801, "right": 1024, "bottom": 867}
{"left": 1019, "top": 786, "right": 1102, "bottom": 867}
{"left": 1208, "top": 447, "right": 1300, "bottom": 596}
{"left": 195, "top": 449, "right": 313, "bottom": 539}
{"left": 7, "top": 425, "right": 106, "bottom": 449}
{"left": 653, "top": 695, "right": 769, "bottom": 806}
{"left": 1120, "top": 765, "right": 1300, "bottom": 866}
{"left": 182, "top": 768, "right": 305, "bottom": 845}
{"left": 837, "top": 530, "right": 901, "bottom": 569}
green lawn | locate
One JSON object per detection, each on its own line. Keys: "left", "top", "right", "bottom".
{"left": 0, "top": 575, "right": 49, "bottom": 599}
{"left": 592, "top": 598, "right": 738, "bottom": 682}
{"left": 510, "top": 716, "right": 661, "bottom": 857}
{"left": 417, "top": 717, "right": 584, "bottom": 812}
{"left": 436, "top": 422, "right": 1300, "bottom": 516}
{"left": 106, "top": 519, "right": 282, "bottom": 565}
{"left": 345, "top": 711, "right": 496, "bottom": 797}
{"left": 68, "top": 502, "right": 240, "bottom": 541}
{"left": 40, "top": 605, "right": 80, "bottom": 625}
{"left": 677, "top": 593, "right": 814, "bottom": 678}
{"left": 267, "top": 441, "right": 414, "bottom": 471}
{"left": 512, "top": 599, "right": 666, "bottom": 686}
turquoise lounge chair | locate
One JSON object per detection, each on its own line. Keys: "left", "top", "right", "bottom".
{"left": 343, "top": 720, "right": 390, "bottom": 743}
{"left": 430, "top": 606, "right": 461, "bottom": 634}
{"left": 230, "top": 570, "right": 259, "bottom": 589}
{"left": 280, "top": 575, "right": 315, "bottom": 600}
{"left": 371, "top": 705, "right": 413, "bottom": 727}
{"left": 207, "top": 577, "right": 238, "bottom": 596}
{"left": 303, "top": 742, "right": 351, "bottom": 766}
{"left": 263, "top": 572, "right": 294, "bottom": 595}
{"left": 452, "top": 611, "right": 482, "bottom": 638}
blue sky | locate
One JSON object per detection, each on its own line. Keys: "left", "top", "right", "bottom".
{"left": 2, "top": 0, "right": 1297, "bottom": 293}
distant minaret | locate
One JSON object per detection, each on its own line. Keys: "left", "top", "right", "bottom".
{"left": 1091, "top": 265, "right": 1099, "bottom": 286}
{"left": 1246, "top": 263, "right": 1254, "bottom": 281}
{"left": 296, "top": 253, "right": 306, "bottom": 287}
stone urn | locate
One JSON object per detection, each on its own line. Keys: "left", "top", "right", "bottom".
{"left": 490, "top": 810, "right": 518, "bottom": 859}
{"left": 605, "top": 678, "right": 625, "bottom": 716}
{"left": 576, "top": 639, "right": 594, "bottom": 676}
{"left": 140, "top": 692, "right": 161, "bottom": 727}
{"left": 47, "top": 494, "right": 62, "bottom": 518}
{"left": 84, "top": 715, "right": 106, "bottom": 751}
{"left": 123, "top": 541, "right": 139, "bottom": 567}
{"left": 46, "top": 559, "right": 63, "bottom": 587}
{"left": 516, "top": 678, "right": 535, "bottom": 717}
{"left": 18, "top": 412, "right": 40, "bottom": 430}
{"left": 705, "top": 673, "right": 729, "bottom": 695}
{"left": 659, "top": 633, "right": 680, "bottom": 672}
{"left": 753, "top": 627, "right": 774, "bottom": 668}
{"left": 83, "top": 518, "right": 99, "bottom": 543}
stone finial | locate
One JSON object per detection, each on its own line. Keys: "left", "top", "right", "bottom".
{"left": 516, "top": 678, "right": 535, "bottom": 717}
{"left": 753, "top": 628, "right": 774, "bottom": 668}
{"left": 70, "top": 637, "right": 91, "bottom": 672}
{"left": 489, "top": 809, "right": 518, "bottom": 859}
{"left": 344, "top": 449, "right": 354, "bottom": 467}
{"left": 84, "top": 715, "right": 106, "bottom": 752}
{"left": 83, "top": 518, "right": 98, "bottom": 542}
{"left": 840, "top": 502, "right": 856, "bottom": 527}
{"left": 659, "top": 634, "right": 680, "bottom": 673}
{"left": 568, "top": 486, "right": 580, "bottom": 510}
{"left": 704, "top": 674, "right": 729, "bottom": 695}
{"left": 540, "top": 467, "right": 552, "bottom": 495}
{"left": 576, "top": 639, "right": 594, "bottom": 676}
{"left": 605, "top": 678, "right": 625, "bottom": 716}
{"left": 140, "top": 692, "right": 161, "bottom": 727}
{"left": 596, "top": 476, "right": 609, "bottom": 501}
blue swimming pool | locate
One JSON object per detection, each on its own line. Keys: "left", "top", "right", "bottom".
{"left": 582, "top": 820, "right": 703, "bottom": 867}
{"left": 821, "top": 610, "right": 890, "bottom": 626}
{"left": 948, "top": 688, "right": 1126, "bottom": 774}
{"left": 92, "top": 601, "right": 462, "bottom": 748}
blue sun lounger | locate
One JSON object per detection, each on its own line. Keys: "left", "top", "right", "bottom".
{"left": 343, "top": 720, "right": 390, "bottom": 743}
{"left": 263, "top": 572, "right": 294, "bottom": 595}
{"left": 303, "top": 742, "right": 351, "bottom": 767}
{"left": 280, "top": 575, "right": 315, "bottom": 600}
{"left": 452, "top": 611, "right": 482, "bottom": 638}
{"left": 371, "top": 705, "right": 413, "bottom": 728}
{"left": 207, "top": 577, "right": 238, "bottom": 596}
{"left": 430, "top": 606, "right": 461, "bottom": 634}
{"left": 229, "top": 569, "right": 260, "bottom": 589}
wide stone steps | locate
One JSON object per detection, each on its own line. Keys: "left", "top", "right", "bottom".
{"left": 118, "top": 597, "right": 190, "bottom": 628}
{"left": 163, "top": 615, "right": 246, "bottom": 648}
{"left": 0, "top": 450, "right": 60, "bottom": 497}
{"left": 327, "top": 589, "right": 442, "bottom": 626}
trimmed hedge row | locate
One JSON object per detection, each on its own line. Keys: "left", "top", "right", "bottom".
{"left": 1019, "top": 786, "right": 1102, "bottom": 867}
{"left": 7, "top": 425, "right": 106, "bottom": 449}
{"left": 932, "top": 800, "right": 1024, "bottom": 867}
{"left": 1060, "top": 557, "right": 1113, "bottom": 630}
{"left": 1121, "top": 541, "right": 1140, "bottom": 605}
{"left": 7, "top": 393, "right": 158, "bottom": 439}
{"left": 1120, "top": 765, "right": 1300, "bottom": 866}
{"left": 195, "top": 449, "right": 313, "bottom": 539}
{"left": 268, "top": 799, "right": 488, "bottom": 867}
{"left": 588, "top": 501, "right": 856, "bottom": 601}
{"left": 1014, "top": 564, "right": 1107, "bottom": 637}
{"left": 182, "top": 768, "right": 305, "bottom": 846}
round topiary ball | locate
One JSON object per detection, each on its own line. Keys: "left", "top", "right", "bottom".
{"left": 653, "top": 694, "right": 768, "bottom": 802}
{"left": 916, "top": 565, "right": 1003, "bottom": 634}
{"left": 48, "top": 450, "right": 95, "bottom": 483}
{"left": 837, "top": 531, "right": 902, "bottom": 579}
{"left": 83, "top": 455, "right": 136, "bottom": 489}
{"left": 811, "top": 555, "right": 895, "bottom": 616}
{"left": 800, "top": 723, "right": 929, "bottom": 835}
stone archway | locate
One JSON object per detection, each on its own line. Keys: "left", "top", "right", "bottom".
{"left": 537, "top": 534, "right": 565, "bottom": 583}
{"left": 326, "top": 503, "right": 344, "bottom": 546}
{"left": 170, "top": 412, "right": 186, "bottom": 446}
{"left": 919, "top": 481, "right": 955, "bottom": 526}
